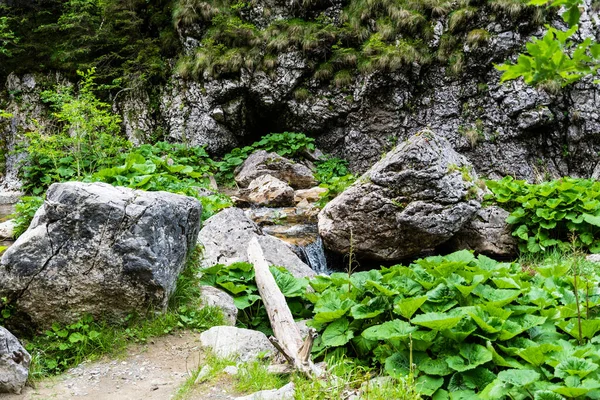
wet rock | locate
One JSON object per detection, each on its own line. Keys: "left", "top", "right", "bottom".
{"left": 318, "top": 131, "right": 481, "bottom": 260}
{"left": 0, "top": 326, "right": 30, "bottom": 394}
{"left": 242, "top": 175, "right": 295, "bottom": 207}
{"left": 235, "top": 151, "right": 316, "bottom": 189}
{"left": 445, "top": 206, "right": 518, "bottom": 257}
{"left": 199, "top": 286, "right": 238, "bottom": 326}
{"left": 200, "top": 326, "right": 275, "bottom": 362}
{"left": 198, "top": 208, "right": 315, "bottom": 278}
{"left": 0, "top": 182, "right": 201, "bottom": 329}
{"left": 235, "top": 382, "right": 295, "bottom": 400}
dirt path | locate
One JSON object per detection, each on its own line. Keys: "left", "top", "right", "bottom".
{"left": 0, "top": 331, "right": 239, "bottom": 400}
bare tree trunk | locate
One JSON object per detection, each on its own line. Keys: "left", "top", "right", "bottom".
{"left": 247, "top": 236, "right": 322, "bottom": 378}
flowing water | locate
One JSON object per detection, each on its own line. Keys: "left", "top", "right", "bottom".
{"left": 298, "top": 237, "right": 331, "bottom": 274}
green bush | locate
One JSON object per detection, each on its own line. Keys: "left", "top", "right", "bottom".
{"left": 11, "top": 196, "right": 44, "bottom": 239}
{"left": 200, "top": 250, "right": 600, "bottom": 398}
{"left": 486, "top": 176, "right": 600, "bottom": 254}
{"left": 314, "top": 156, "right": 356, "bottom": 207}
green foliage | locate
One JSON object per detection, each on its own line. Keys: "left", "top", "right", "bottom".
{"left": 201, "top": 250, "right": 600, "bottom": 398}
{"left": 1, "top": 0, "right": 178, "bottom": 85}
{"left": 497, "top": 0, "right": 600, "bottom": 90}
{"left": 0, "top": 11, "right": 18, "bottom": 57}
{"left": 314, "top": 156, "right": 356, "bottom": 207}
{"left": 11, "top": 196, "right": 44, "bottom": 239}
{"left": 19, "top": 69, "right": 129, "bottom": 195}
{"left": 487, "top": 176, "right": 600, "bottom": 254}
{"left": 496, "top": 25, "right": 600, "bottom": 91}
{"left": 26, "top": 246, "right": 224, "bottom": 378}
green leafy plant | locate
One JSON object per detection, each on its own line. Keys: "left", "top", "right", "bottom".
{"left": 201, "top": 249, "right": 600, "bottom": 398}
{"left": 11, "top": 195, "right": 44, "bottom": 239}
{"left": 486, "top": 176, "right": 600, "bottom": 253}
{"left": 313, "top": 156, "right": 356, "bottom": 207}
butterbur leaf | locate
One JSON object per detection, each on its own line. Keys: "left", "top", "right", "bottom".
{"left": 416, "top": 375, "right": 444, "bottom": 396}
{"left": 446, "top": 344, "right": 493, "bottom": 372}
{"left": 361, "top": 319, "right": 417, "bottom": 341}
{"left": 498, "top": 369, "right": 540, "bottom": 386}
{"left": 393, "top": 296, "right": 428, "bottom": 319}
{"left": 518, "top": 343, "right": 561, "bottom": 367}
{"left": 321, "top": 318, "right": 354, "bottom": 347}
{"left": 351, "top": 297, "right": 386, "bottom": 319}
{"left": 384, "top": 352, "right": 410, "bottom": 378}
{"left": 555, "top": 357, "right": 598, "bottom": 379}
{"left": 69, "top": 332, "right": 86, "bottom": 343}
{"left": 419, "top": 357, "right": 453, "bottom": 376}
{"left": 270, "top": 267, "right": 307, "bottom": 297}
{"left": 534, "top": 391, "right": 565, "bottom": 400}
{"left": 313, "top": 291, "right": 354, "bottom": 323}
{"left": 233, "top": 294, "right": 261, "bottom": 310}
{"left": 412, "top": 312, "right": 462, "bottom": 330}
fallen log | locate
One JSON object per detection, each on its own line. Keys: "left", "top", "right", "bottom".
{"left": 247, "top": 236, "right": 322, "bottom": 378}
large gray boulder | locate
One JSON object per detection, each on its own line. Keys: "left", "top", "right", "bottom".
{"left": 235, "top": 151, "right": 316, "bottom": 189}
{"left": 318, "top": 131, "right": 481, "bottom": 260}
{"left": 200, "top": 286, "right": 238, "bottom": 326}
{"left": 0, "top": 182, "right": 201, "bottom": 329}
{"left": 0, "top": 326, "right": 30, "bottom": 394}
{"left": 198, "top": 208, "right": 315, "bottom": 278}
{"left": 445, "top": 206, "right": 518, "bottom": 258}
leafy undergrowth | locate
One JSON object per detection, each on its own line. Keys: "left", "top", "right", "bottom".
{"left": 23, "top": 247, "right": 224, "bottom": 380}
{"left": 201, "top": 250, "right": 600, "bottom": 399}
{"left": 487, "top": 176, "right": 600, "bottom": 254}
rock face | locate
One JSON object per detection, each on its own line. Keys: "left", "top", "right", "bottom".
{"left": 242, "top": 175, "right": 295, "bottom": 207}
{"left": 198, "top": 207, "right": 315, "bottom": 278}
{"left": 235, "top": 151, "right": 316, "bottom": 189}
{"left": 319, "top": 131, "right": 481, "bottom": 260}
{"left": 199, "top": 286, "right": 238, "bottom": 326}
{"left": 445, "top": 206, "right": 518, "bottom": 258}
{"left": 0, "top": 182, "right": 201, "bottom": 329}
{"left": 0, "top": 326, "right": 30, "bottom": 394}
{"left": 200, "top": 326, "right": 275, "bottom": 362}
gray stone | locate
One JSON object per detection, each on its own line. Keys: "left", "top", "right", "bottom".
{"left": 0, "top": 220, "right": 14, "bottom": 240}
{"left": 235, "top": 382, "right": 295, "bottom": 400}
{"left": 446, "top": 206, "right": 518, "bottom": 257}
{"left": 200, "top": 326, "right": 275, "bottom": 362}
{"left": 0, "top": 326, "right": 30, "bottom": 394}
{"left": 235, "top": 151, "right": 316, "bottom": 189}
{"left": 198, "top": 208, "right": 315, "bottom": 278}
{"left": 223, "top": 366, "right": 239, "bottom": 375}
{"left": 243, "top": 175, "right": 295, "bottom": 207}
{"left": 586, "top": 254, "right": 600, "bottom": 263}
{"left": 318, "top": 131, "right": 481, "bottom": 260}
{"left": 200, "top": 286, "right": 238, "bottom": 326}
{"left": 0, "top": 182, "right": 201, "bottom": 329}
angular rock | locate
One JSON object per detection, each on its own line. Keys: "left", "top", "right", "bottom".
{"left": 200, "top": 326, "right": 275, "bottom": 362}
{"left": 243, "top": 175, "right": 295, "bottom": 207}
{"left": 235, "top": 382, "right": 295, "bottom": 400}
{"left": 294, "top": 187, "right": 327, "bottom": 203}
{"left": 318, "top": 131, "right": 481, "bottom": 260}
{"left": 0, "top": 326, "right": 30, "bottom": 394}
{"left": 235, "top": 151, "right": 316, "bottom": 189}
{"left": 198, "top": 208, "right": 315, "bottom": 278}
{"left": 445, "top": 206, "right": 518, "bottom": 257}
{"left": 0, "top": 182, "right": 201, "bottom": 329}
{"left": 200, "top": 286, "right": 238, "bottom": 326}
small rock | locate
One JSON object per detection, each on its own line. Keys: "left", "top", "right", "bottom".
{"left": 0, "top": 326, "right": 31, "bottom": 394}
{"left": 200, "top": 326, "right": 275, "bottom": 362}
{"left": 235, "top": 151, "right": 316, "bottom": 189}
{"left": 200, "top": 286, "right": 238, "bottom": 325}
{"left": 236, "top": 382, "right": 295, "bottom": 400}
{"left": 587, "top": 254, "right": 600, "bottom": 263}
{"left": 0, "top": 220, "right": 14, "bottom": 240}
{"left": 243, "top": 175, "right": 295, "bottom": 207}
{"left": 223, "top": 366, "right": 239, "bottom": 375}
{"left": 194, "top": 365, "right": 211, "bottom": 384}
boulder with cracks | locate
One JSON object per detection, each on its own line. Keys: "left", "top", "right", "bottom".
{"left": 0, "top": 182, "right": 201, "bottom": 329}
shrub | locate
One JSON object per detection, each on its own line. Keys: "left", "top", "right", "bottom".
{"left": 487, "top": 176, "right": 600, "bottom": 254}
